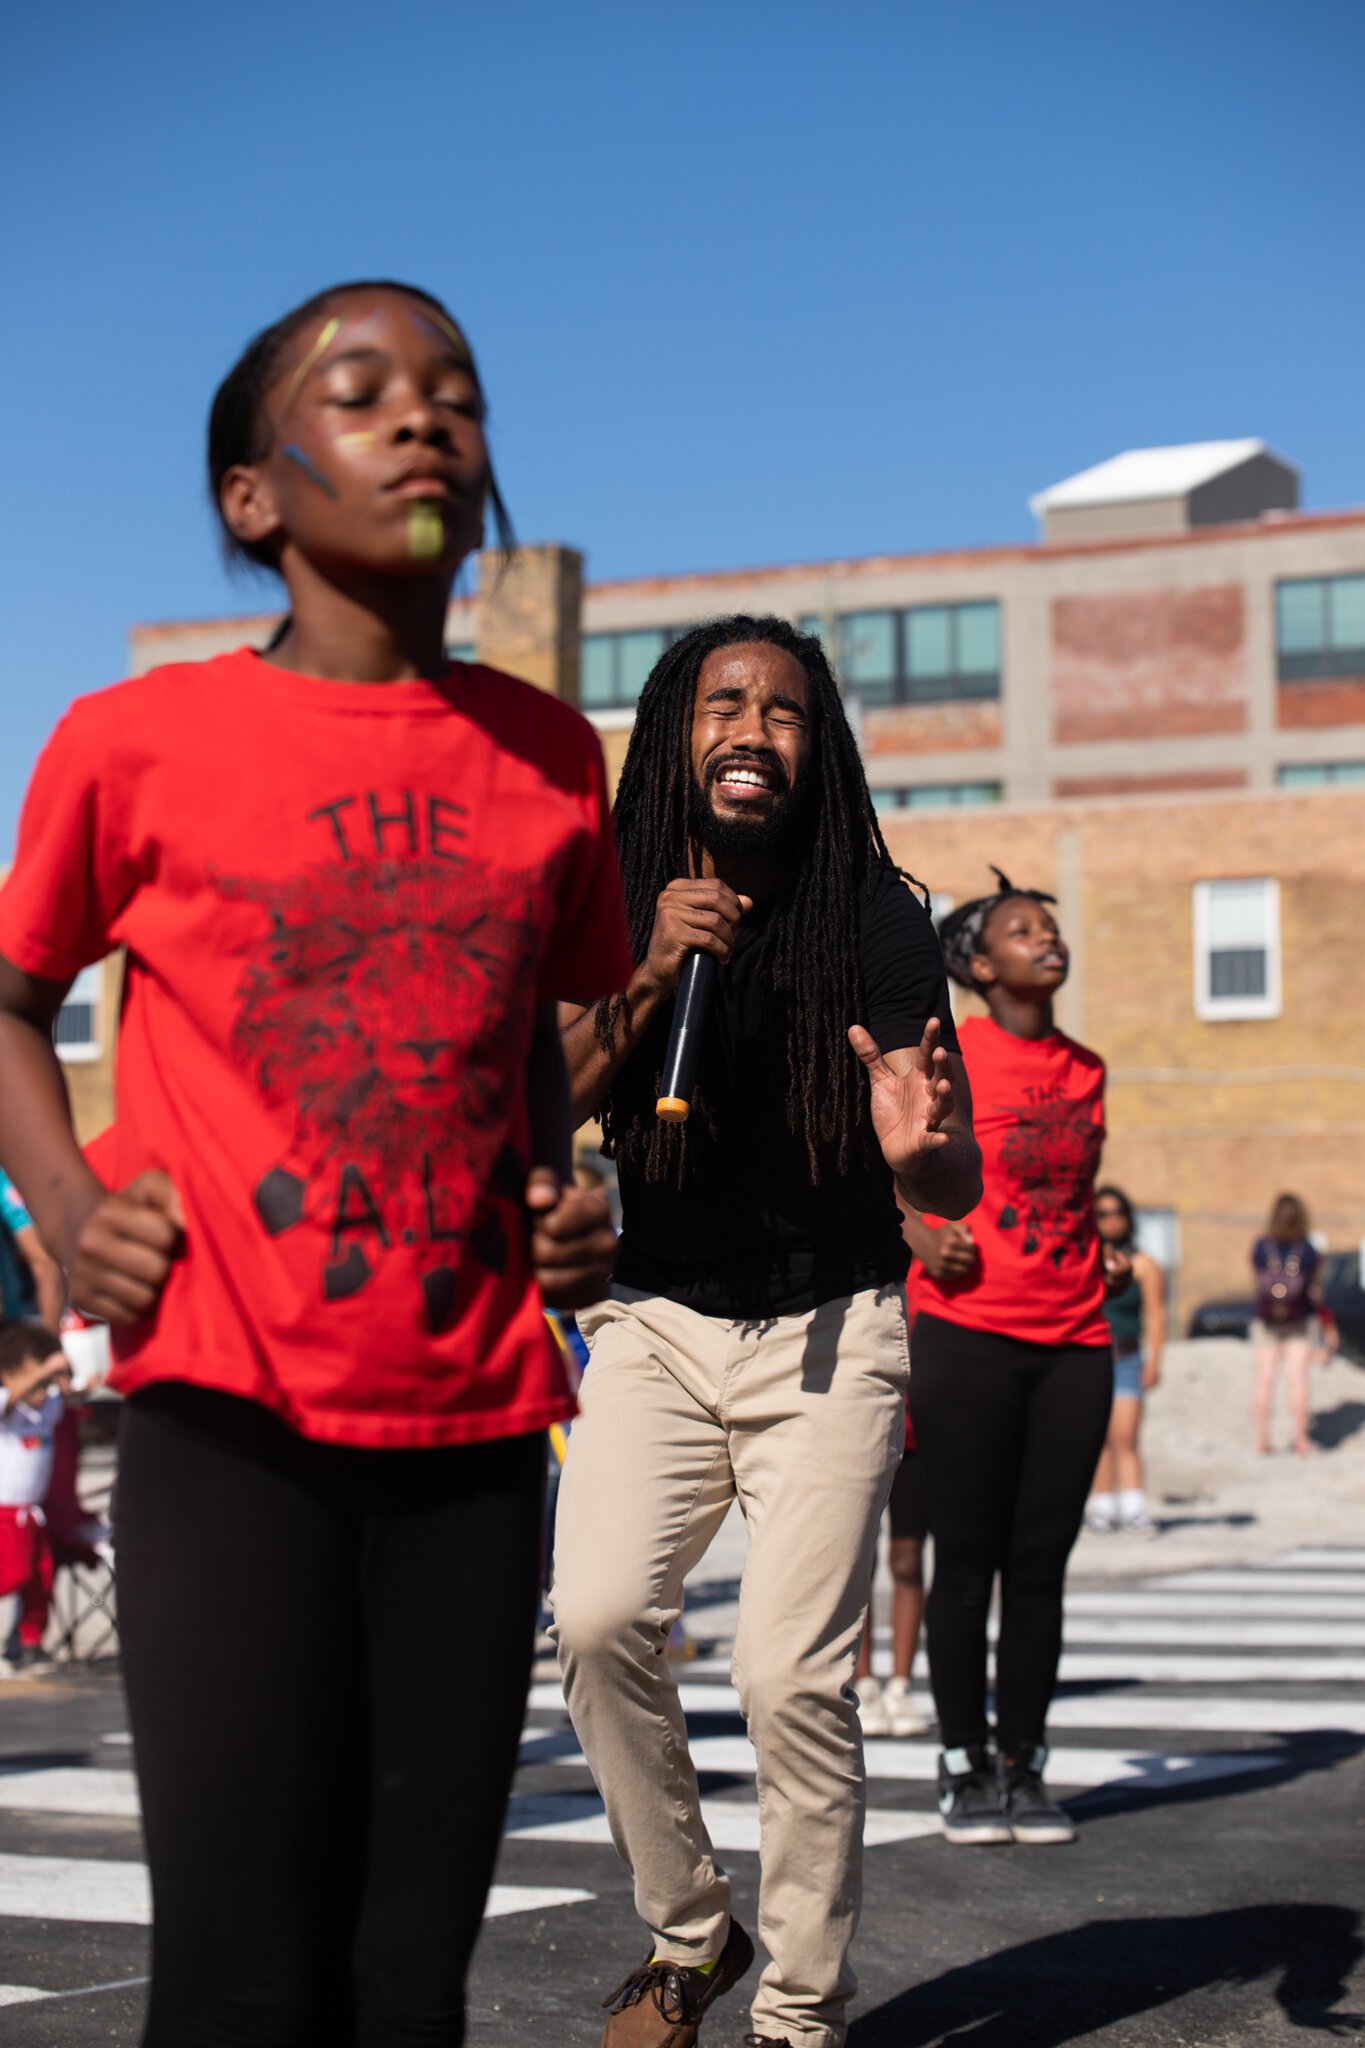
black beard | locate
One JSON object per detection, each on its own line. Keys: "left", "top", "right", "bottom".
{"left": 688, "top": 763, "right": 810, "bottom": 856}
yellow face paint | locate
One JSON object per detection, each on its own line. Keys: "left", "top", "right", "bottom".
{"left": 335, "top": 430, "right": 378, "bottom": 449}
{"left": 412, "top": 307, "right": 470, "bottom": 359}
{"left": 408, "top": 503, "right": 445, "bottom": 559}
{"left": 278, "top": 315, "right": 342, "bottom": 417}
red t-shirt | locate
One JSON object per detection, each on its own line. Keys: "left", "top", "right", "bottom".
{"left": 908, "top": 1013, "right": 1110, "bottom": 1347}
{"left": 0, "top": 651, "right": 634, "bottom": 1448}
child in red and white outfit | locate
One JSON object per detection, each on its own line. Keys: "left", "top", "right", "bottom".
{"left": 0, "top": 1321, "right": 71, "bottom": 1674}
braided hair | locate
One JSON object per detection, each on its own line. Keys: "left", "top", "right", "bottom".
{"left": 938, "top": 866, "right": 1058, "bottom": 991}
{"left": 596, "top": 614, "right": 921, "bottom": 1184}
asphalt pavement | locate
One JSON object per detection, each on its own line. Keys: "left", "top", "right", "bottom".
{"left": 1, "top": 1545, "right": 1362, "bottom": 2045}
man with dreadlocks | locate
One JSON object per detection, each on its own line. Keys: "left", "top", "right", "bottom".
{"left": 551, "top": 617, "right": 980, "bottom": 2048}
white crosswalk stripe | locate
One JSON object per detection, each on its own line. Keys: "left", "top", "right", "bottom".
{"left": 0, "top": 1851, "right": 591, "bottom": 1930}
{"left": 0, "top": 1546, "right": 1359, "bottom": 1978}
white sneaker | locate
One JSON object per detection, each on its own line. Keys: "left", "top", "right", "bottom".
{"left": 883, "top": 1675, "right": 928, "bottom": 1737}
{"left": 1085, "top": 1507, "right": 1116, "bottom": 1534}
{"left": 1117, "top": 1513, "right": 1158, "bottom": 1540}
{"left": 855, "top": 1676, "right": 890, "bottom": 1737}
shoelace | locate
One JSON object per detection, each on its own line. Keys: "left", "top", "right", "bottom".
{"left": 602, "top": 1959, "right": 702, "bottom": 2023}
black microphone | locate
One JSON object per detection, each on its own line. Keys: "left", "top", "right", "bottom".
{"left": 656, "top": 952, "right": 717, "bottom": 1122}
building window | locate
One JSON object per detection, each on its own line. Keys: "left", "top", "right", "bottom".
{"left": 1275, "top": 576, "right": 1365, "bottom": 682}
{"left": 1193, "top": 879, "right": 1280, "bottom": 1021}
{"left": 581, "top": 628, "right": 692, "bottom": 710}
{"left": 871, "top": 782, "right": 1003, "bottom": 812}
{"left": 54, "top": 964, "right": 102, "bottom": 1063}
{"left": 800, "top": 602, "right": 1001, "bottom": 704}
{"left": 1277, "top": 760, "right": 1365, "bottom": 787}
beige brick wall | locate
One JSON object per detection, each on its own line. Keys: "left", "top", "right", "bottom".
{"left": 474, "top": 544, "right": 583, "bottom": 703}
{"left": 62, "top": 956, "right": 121, "bottom": 1146}
{"left": 882, "top": 787, "right": 1365, "bottom": 1327}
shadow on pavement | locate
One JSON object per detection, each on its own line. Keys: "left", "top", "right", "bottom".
{"left": 1148, "top": 1508, "right": 1257, "bottom": 1534}
{"left": 1070, "top": 1729, "right": 1365, "bottom": 1824}
{"left": 849, "top": 1902, "right": 1364, "bottom": 2044}
{"left": 1313, "top": 1400, "right": 1365, "bottom": 1450}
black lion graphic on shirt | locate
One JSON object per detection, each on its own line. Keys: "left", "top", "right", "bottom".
{"left": 213, "top": 858, "right": 542, "bottom": 1318}
{"left": 997, "top": 1094, "right": 1104, "bottom": 1266}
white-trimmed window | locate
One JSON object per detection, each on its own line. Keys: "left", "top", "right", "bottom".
{"left": 53, "top": 964, "right": 102, "bottom": 1062}
{"left": 1193, "top": 879, "right": 1280, "bottom": 1021}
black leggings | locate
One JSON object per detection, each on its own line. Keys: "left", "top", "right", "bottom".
{"left": 115, "top": 1385, "right": 545, "bottom": 2048}
{"left": 909, "top": 1313, "right": 1112, "bottom": 1755}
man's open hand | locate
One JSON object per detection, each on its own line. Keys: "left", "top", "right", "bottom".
{"left": 848, "top": 1017, "right": 955, "bottom": 1182}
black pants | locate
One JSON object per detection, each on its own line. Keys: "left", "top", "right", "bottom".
{"left": 909, "top": 1313, "right": 1112, "bottom": 1755}
{"left": 115, "top": 1386, "right": 545, "bottom": 2048}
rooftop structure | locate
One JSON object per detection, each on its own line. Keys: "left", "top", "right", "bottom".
{"left": 1030, "top": 439, "right": 1298, "bottom": 544}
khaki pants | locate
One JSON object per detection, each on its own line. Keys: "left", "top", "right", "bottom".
{"left": 552, "top": 1284, "right": 908, "bottom": 2047}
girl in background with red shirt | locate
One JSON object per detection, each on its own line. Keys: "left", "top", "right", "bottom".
{"left": 904, "top": 870, "right": 1116, "bottom": 1849}
{"left": 0, "top": 283, "right": 632, "bottom": 2046}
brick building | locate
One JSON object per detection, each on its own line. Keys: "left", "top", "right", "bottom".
{"left": 71, "top": 443, "right": 1365, "bottom": 1319}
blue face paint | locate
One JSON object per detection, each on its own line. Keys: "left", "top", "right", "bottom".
{"left": 283, "top": 444, "right": 340, "bottom": 500}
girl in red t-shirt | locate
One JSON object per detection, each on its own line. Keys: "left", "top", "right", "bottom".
{"left": 0, "top": 283, "right": 634, "bottom": 2044}
{"left": 904, "top": 868, "right": 1116, "bottom": 1849}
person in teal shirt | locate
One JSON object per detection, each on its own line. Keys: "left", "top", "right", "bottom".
{"left": 1087, "top": 1185, "right": 1166, "bottom": 1535}
{"left": 0, "top": 1170, "right": 65, "bottom": 1327}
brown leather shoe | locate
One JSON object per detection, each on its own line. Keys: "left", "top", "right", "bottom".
{"left": 600, "top": 1918, "right": 755, "bottom": 2046}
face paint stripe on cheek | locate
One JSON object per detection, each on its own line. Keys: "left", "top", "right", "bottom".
{"left": 278, "top": 315, "right": 342, "bottom": 417}
{"left": 335, "top": 430, "right": 378, "bottom": 449}
{"left": 282, "top": 444, "right": 340, "bottom": 500}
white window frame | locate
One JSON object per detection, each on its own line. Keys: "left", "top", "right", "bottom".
{"left": 1193, "top": 878, "right": 1281, "bottom": 1022}
{"left": 54, "top": 963, "right": 102, "bottom": 1064}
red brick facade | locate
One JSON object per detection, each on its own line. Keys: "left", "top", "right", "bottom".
{"left": 1054, "top": 769, "right": 1247, "bottom": 799}
{"left": 1051, "top": 586, "right": 1248, "bottom": 743}
{"left": 863, "top": 701, "right": 1003, "bottom": 757}
{"left": 1277, "top": 677, "right": 1365, "bottom": 728}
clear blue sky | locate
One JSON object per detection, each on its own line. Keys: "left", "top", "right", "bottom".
{"left": 4, "top": 0, "right": 1363, "bottom": 848}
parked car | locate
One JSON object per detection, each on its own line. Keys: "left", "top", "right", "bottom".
{"left": 1188, "top": 1250, "right": 1365, "bottom": 1363}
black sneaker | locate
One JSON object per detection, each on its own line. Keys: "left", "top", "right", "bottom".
{"left": 1000, "top": 1746, "right": 1076, "bottom": 1844}
{"left": 937, "top": 1744, "right": 1012, "bottom": 1844}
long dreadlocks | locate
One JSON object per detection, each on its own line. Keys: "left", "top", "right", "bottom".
{"left": 595, "top": 614, "right": 923, "bottom": 1184}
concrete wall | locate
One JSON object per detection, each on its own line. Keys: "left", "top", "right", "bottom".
{"left": 879, "top": 786, "right": 1365, "bottom": 1328}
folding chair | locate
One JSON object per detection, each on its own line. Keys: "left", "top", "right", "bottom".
{"left": 44, "top": 1387, "right": 120, "bottom": 1668}
{"left": 47, "top": 1532, "right": 118, "bottom": 1666}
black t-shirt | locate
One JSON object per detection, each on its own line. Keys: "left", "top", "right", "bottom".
{"left": 612, "top": 865, "right": 958, "bottom": 1317}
